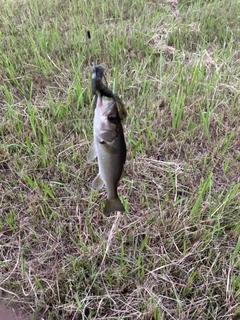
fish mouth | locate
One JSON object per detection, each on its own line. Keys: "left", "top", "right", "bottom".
{"left": 104, "top": 100, "right": 117, "bottom": 113}
{"left": 98, "top": 96, "right": 117, "bottom": 114}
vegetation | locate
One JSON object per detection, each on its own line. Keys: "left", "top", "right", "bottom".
{"left": 0, "top": 0, "right": 239, "bottom": 319}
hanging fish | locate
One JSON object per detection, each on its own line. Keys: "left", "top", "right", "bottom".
{"left": 87, "top": 95, "right": 126, "bottom": 215}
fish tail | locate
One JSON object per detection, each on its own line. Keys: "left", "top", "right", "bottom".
{"left": 104, "top": 197, "right": 124, "bottom": 216}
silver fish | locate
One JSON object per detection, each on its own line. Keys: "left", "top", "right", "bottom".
{"left": 87, "top": 95, "right": 126, "bottom": 215}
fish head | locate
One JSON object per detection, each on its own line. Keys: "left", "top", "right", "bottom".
{"left": 94, "top": 95, "right": 123, "bottom": 143}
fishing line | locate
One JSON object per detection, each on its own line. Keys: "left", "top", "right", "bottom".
{"left": 86, "top": 29, "right": 93, "bottom": 65}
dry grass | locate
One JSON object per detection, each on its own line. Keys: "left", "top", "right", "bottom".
{"left": 0, "top": 0, "right": 240, "bottom": 319}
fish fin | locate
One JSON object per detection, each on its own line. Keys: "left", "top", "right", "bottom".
{"left": 87, "top": 142, "right": 97, "bottom": 162}
{"left": 92, "top": 174, "right": 104, "bottom": 190}
{"left": 104, "top": 197, "right": 125, "bottom": 216}
{"left": 99, "top": 141, "right": 117, "bottom": 154}
{"left": 120, "top": 169, "right": 126, "bottom": 179}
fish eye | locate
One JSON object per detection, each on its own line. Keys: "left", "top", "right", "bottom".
{"left": 108, "top": 113, "right": 119, "bottom": 121}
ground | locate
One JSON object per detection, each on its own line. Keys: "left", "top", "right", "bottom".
{"left": 0, "top": 0, "right": 240, "bottom": 319}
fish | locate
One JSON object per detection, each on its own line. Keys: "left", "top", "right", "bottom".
{"left": 87, "top": 95, "right": 127, "bottom": 215}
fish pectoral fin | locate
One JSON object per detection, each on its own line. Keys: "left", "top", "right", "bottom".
{"left": 92, "top": 174, "right": 104, "bottom": 190}
{"left": 87, "top": 142, "right": 97, "bottom": 162}
{"left": 99, "top": 140, "right": 116, "bottom": 154}
{"left": 104, "top": 197, "right": 125, "bottom": 216}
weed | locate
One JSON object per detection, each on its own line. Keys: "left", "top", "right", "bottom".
{"left": 0, "top": 0, "right": 240, "bottom": 319}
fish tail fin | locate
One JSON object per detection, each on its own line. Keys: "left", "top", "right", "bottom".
{"left": 104, "top": 197, "right": 124, "bottom": 216}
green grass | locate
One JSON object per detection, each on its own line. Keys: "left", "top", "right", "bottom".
{"left": 0, "top": 0, "right": 240, "bottom": 319}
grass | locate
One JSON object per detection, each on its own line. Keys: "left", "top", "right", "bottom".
{"left": 0, "top": 0, "right": 240, "bottom": 319}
